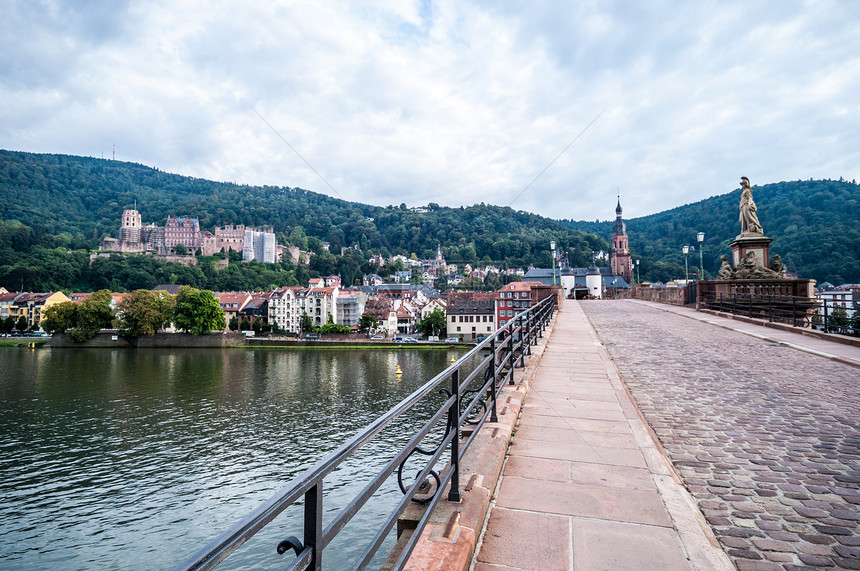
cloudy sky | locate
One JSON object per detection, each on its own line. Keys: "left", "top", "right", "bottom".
{"left": 2, "top": 1, "right": 859, "bottom": 221}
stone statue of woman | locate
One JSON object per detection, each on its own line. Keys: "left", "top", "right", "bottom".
{"left": 739, "top": 176, "right": 763, "bottom": 236}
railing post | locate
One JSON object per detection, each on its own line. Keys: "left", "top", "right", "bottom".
{"left": 526, "top": 311, "right": 533, "bottom": 356}
{"left": 447, "top": 369, "right": 461, "bottom": 502}
{"left": 305, "top": 483, "right": 323, "bottom": 571}
{"left": 823, "top": 300, "right": 828, "bottom": 332}
{"left": 489, "top": 338, "right": 498, "bottom": 423}
{"left": 508, "top": 324, "right": 515, "bottom": 382}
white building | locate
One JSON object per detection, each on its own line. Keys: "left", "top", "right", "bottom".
{"left": 243, "top": 229, "right": 276, "bottom": 263}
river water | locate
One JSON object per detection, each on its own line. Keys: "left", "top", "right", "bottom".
{"left": 0, "top": 346, "right": 468, "bottom": 570}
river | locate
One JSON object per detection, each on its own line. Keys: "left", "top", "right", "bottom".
{"left": 0, "top": 346, "right": 467, "bottom": 570}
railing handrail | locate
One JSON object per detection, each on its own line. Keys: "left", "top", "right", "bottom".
{"left": 174, "top": 295, "right": 556, "bottom": 571}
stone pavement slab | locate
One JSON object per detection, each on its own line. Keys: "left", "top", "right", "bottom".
{"left": 474, "top": 301, "right": 732, "bottom": 571}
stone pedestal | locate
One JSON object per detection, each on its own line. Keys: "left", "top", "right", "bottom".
{"left": 729, "top": 235, "right": 772, "bottom": 268}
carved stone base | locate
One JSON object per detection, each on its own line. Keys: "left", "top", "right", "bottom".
{"left": 729, "top": 235, "right": 772, "bottom": 268}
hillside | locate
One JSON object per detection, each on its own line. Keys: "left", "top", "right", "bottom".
{"left": 0, "top": 150, "right": 606, "bottom": 292}
{"left": 561, "top": 179, "right": 860, "bottom": 285}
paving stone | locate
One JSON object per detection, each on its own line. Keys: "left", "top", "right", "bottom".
{"left": 798, "top": 553, "right": 835, "bottom": 566}
{"left": 582, "top": 301, "right": 860, "bottom": 571}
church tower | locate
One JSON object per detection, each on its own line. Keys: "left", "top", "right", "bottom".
{"left": 609, "top": 199, "right": 633, "bottom": 284}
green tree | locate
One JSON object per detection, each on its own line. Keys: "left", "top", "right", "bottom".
{"left": 240, "top": 316, "right": 251, "bottom": 331}
{"left": 117, "top": 289, "right": 174, "bottom": 336}
{"left": 2, "top": 316, "right": 15, "bottom": 334}
{"left": 173, "top": 286, "right": 226, "bottom": 335}
{"left": 174, "top": 243, "right": 187, "bottom": 256}
{"left": 229, "top": 316, "right": 239, "bottom": 331}
{"left": 41, "top": 301, "right": 79, "bottom": 334}
{"left": 319, "top": 314, "right": 350, "bottom": 334}
{"left": 358, "top": 312, "right": 379, "bottom": 333}
{"left": 416, "top": 308, "right": 447, "bottom": 337}
{"left": 15, "top": 315, "right": 28, "bottom": 333}
{"left": 252, "top": 319, "right": 262, "bottom": 335}
{"left": 829, "top": 305, "right": 849, "bottom": 332}
{"left": 300, "top": 311, "right": 313, "bottom": 333}
{"left": 71, "top": 289, "right": 115, "bottom": 342}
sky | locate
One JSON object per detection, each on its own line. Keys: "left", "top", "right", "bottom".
{"left": 2, "top": 1, "right": 859, "bottom": 222}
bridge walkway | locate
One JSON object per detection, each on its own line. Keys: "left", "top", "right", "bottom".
{"left": 473, "top": 300, "right": 733, "bottom": 570}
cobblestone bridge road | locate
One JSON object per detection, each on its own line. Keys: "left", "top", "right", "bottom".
{"left": 581, "top": 300, "right": 860, "bottom": 570}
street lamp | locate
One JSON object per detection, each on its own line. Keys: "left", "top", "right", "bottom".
{"left": 682, "top": 245, "right": 690, "bottom": 284}
{"left": 550, "top": 241, "right": 557, "bottom": 286}
{"left": 697, "top": 232, "right": 705, "bottom": 280}
{"left": 635, "top": 259, "right": 640, "bottom": 285}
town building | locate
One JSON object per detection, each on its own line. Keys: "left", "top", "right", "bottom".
{"left": 495, "top": 282, "right": 540, "bottom": 330}
{"left": 446, "top": 292, "right": 495, "bottom": 341}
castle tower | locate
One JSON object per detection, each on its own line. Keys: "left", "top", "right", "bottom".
{"left": 609, "top": 199, "right": 633, "bottom": 284}
{"left": 119, "top": 209, "right": 142, "bottom": 244}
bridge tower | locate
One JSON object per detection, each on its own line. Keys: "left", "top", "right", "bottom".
{"left": 609, "top": 198, "right": 633, "bottom": 284}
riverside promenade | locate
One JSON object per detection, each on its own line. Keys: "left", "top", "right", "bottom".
{"left": 473, "top": 299, "right": 860, "bottom": 571}
{"left": 474, "top": 301, "right": 733, "bottom": 570}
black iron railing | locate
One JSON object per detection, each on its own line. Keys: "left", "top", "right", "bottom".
{"left": 699, "top": 290, "right": 844, "bottom": 330}
{"left": 174, "top": 295, "right": 556, "bottom": 571}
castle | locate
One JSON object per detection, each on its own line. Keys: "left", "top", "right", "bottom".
{"left": 100, "top": 208, "right": 278, "bottom": 263}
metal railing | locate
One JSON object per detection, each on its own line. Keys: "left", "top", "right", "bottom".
{"left": 174, "top": 295, "right": 556, "bottom": 571}
{"left": 700, "top": 290, "right": 823, "bottom": 329}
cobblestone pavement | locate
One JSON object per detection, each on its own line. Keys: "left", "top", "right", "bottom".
{"left": 581, "top": 300, "right": 860, "bottom": 571}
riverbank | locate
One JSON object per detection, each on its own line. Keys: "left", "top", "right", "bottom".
{"left": 44, "top": 332, "right": 474, "bottom": 349}
{"left": 0, "top": 338, "right": 49, "bottom": 347}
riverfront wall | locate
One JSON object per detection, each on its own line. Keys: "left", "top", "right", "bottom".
{"left": 48, "top": 332, "right": 248, "bottom": 348}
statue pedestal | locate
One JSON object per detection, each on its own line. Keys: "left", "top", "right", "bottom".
{"left": 730, "top": 235, "right": 772, "bottom": 268}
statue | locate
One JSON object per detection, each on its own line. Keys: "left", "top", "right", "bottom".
{"left": 739, "top": 176, "right": 763, "bottom": 236}
{"left": 717, "top": 255, "right": 734, "bottom": 280}
{"left": 770, "top": 254, "right": 787, "bottom": 278}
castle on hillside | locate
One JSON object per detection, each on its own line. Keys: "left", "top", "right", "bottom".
{"left": 100, "top": 208, "right": 278, "bottom": 262}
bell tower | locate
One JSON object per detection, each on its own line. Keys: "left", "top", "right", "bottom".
{"left": 610, "top": 198, "right": 633, "bottom": 284}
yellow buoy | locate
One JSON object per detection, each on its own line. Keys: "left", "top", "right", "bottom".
{"left": 450, "top": 356, "right": 456, "bottom": 364}
{"left": 396, "top": 365, "right": 403, "bottom": 376}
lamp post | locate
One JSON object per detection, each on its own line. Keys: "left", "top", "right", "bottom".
{"left": 682, "top": 245, "right": 690, "bottom": 284}
{"left": 635, "top": 259, "right": 640, "bottom": 285}
{"left": 697, "top": 232, "right": 705, "bottom": 280}
{"left": 550, "top": 241, "right": 557, "bottom": 286}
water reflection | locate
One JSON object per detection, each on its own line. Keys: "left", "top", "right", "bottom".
{"left": 0, "top": 347, "right": 468, "bottom": 570}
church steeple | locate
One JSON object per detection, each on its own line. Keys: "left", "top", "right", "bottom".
{"left": 609, "top": 197, "right": 632, "bottom": 284}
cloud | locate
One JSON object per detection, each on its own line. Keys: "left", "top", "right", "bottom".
{"left": 1, "top": 0, "right": 858, "bottom": 223}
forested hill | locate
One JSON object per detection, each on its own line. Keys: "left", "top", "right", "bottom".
{"left": 560, "top": 179, "right": 860, "bottom": 285}
{"left": 0, "top": 150, "right": 606, "bottom": 291}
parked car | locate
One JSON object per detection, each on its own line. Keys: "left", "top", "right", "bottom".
{"left": 403, "top": 337, "right": 418, "bottom": 343}
{"left": 370, "top": 335, "right": 385, "bottom": 340}
{"left": 445, "top": 337, "right": 459, "bottom": 343}
{"left": 476, "top": 336, "right": 487, "bottom": 342}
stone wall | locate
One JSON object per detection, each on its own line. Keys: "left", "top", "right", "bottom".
{"left": 616, "top": 285, "right": 689, "bottom": 306}
{"left": 48, "top": 332, "right": 247, "bottom": 348}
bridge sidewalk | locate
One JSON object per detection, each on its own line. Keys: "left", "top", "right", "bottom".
{"left": 629, "top": 300, "right": 860, "bottom": 368}
{"left": 474, "top": 301, "right": 733, "bottom": 571}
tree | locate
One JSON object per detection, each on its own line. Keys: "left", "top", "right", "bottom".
{"left": 117, "top": 289, "right": 174, "bottom": 336}
{"left": 15, "top": 315, "right": 28, "bottom": 333}
{"left": 358, "top": 312, "right": 379, "bottom": 334}
{"left": 71, "top": 289, "right": 115, "bottom": 342}
{"left": 416, "top": 308, "right": 447, "bottom": 337}
{"left": 41, "top": 301, "right": 79, "bottom": 334}
{"left": 240, "top": 316, "right": 251, "bottom": 331}
{"left": 173, "top": 286, "right": 226, "bottom": 335}
{"left": 300, "top": 311, "right": 313, "bottom": 333}
{"left": 229, "top": 316, "right": 239, "bottom": 331}
{"left": 319, "top": 314, "right": 350, "bottom": 334}
{"left": 2, "top": 316, "right": 15, "bottom": 334}
{"left": 829, "top": 305, "right": 849, "bottom": 333}
{"left": 174, "top": 243, "right": 187, "bottom": 256}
